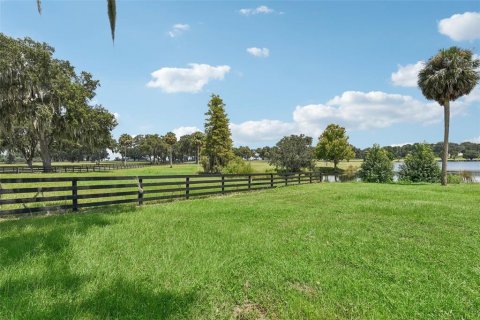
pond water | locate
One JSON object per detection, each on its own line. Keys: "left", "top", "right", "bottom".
{"left": 393, "top": 160, "right": 480, "bottom": 172}
{"left": 321, "top": 161, "right": 480, "bottom": 183}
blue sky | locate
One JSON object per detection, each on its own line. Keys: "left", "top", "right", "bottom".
{"left": 1, "top": 0, "right": 479, "bottom": 148}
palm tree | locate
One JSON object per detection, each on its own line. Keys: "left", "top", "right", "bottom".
{"left": 191, "top": 131, "right": 205, "bottom": 164}
{"left": 418, "top": 47, "right": 479, "bottom": 185}
{"left": 36, "top": 0, "right": 117, "bottom": 42}
{"left": 164, "top": 132, "right": 177, "bottom": 168}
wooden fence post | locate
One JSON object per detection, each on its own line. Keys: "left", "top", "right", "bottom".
{"left": 248, "top": 175, "right": 252, "bottom": 190}
{"left": 298, "top": 173, "right": 301, "bottom": 184}
{"left": 72, "top": 179, "right": 78, "bottom": 211}
{"left": 138, "top": 178, "right": 143, "bottom": 205}
{"left": 309, "top": 172, "right": 312, "bottom": 183}
{"left": 185, "top": 177, "right": 190, "bottom": 199}
{"left": 221, "top": 175, "right": 225, "bottom": 194}
{"left": 285, "top": 174, "right": 288, "bottom": 186}
{"left": 270, "top": 174, "right": 274, "bottom": 188}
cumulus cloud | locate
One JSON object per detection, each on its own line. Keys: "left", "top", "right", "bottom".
{"left": 230, "top": 90, "right": 475, "bottom": 145}
{"left": 230, "top": 120, "right": 296, "bottom": 145}
{"left": 172, "top": 126, "right": 201, "bottom": 137}
{"left": 239, "top": 5, "right": 274, "bottom": 16}
{"left": 147, "top": 63, "right": 231, "bottom": 93}
{"left": 466, "top": 136, "right": 480, "bottom": 143}
{"left": 246, "top": 47, "right": 270, "bottom": 57}
{"left": 438, "top": 12, "right": 480, "bottom": 41}
{"left": 463, "top": 86, "right": 480, "bottom": 104}
{"left": 168, "top": 24, "right": 190, "bottom": 38}
{"left": 391, "top": 61, "right": 424, "bottom": 87}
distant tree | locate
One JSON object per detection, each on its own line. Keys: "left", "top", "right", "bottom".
{"left": 252, "top": 146, "right": 273, "bottom": 160}
{"left": 236, "top": 146, "right": 255, "bottom": 160}
{"left": 418, "top": 47, "right": 479, "bottom": 185}
{"left": 191, "top": 131, "right": 205, "bottom": 164}
{"left": 463, "top": 149, "right": 479, "bottom": 161}
{"left": 118, "top": 134, "right": 133, "bottom": 165}
{"left": 269, "top": 134, "right": 315, "bottom": 172}
{"left": 203, "top": 94, "right": 234, "bottom": 173}
{"left": 316, "top": 124, "right": 355, "bottom": 171}
{"left": 399, "top": 144, "right": 440, "bottom": 183}
{"left": 358, "top": 144, "right": 394, "bottom": 183}
{"left": 142, "top": 134, "right": 166, "bottom": 163}
{"left": 164, "top": 132, "right": 177, "bottom": 168}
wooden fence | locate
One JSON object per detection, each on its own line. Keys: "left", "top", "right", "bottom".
{"left": 0, "top": 172, "right": 322, "bottom": 216}
{"left": 0, "top": 163, "right": 148, "bottom": 174}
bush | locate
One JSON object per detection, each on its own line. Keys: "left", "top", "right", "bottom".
{"left": 221, "top": 157, "right": 254, "bottom": 174}
{"left": 358, "top": 144, "right": 394, "bottom": 183}
{"left": 447, "top": 174, "right": 462, "bottom": 184}
{"left": 398, "top": 144, "right": 440, "bottom": 183}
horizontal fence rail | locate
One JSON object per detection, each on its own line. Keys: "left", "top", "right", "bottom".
{"left": 0, "top": 172, "right": 323, "bottom": 216}
{"left": 0, "top": 163, "right": 149, "bottom": 174}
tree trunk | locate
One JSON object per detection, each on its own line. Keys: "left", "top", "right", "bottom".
{"left": 38, "top": 133, "right": 52, "bottom": 172}
{"left": 196, "top": 145, "right": 200, "bottom": 164}
{"left": 169, "top": 148, "right": 173, "bottom": 168}
{"left": 441, "top": 100, "right": 450, "bottom": 186}
{"left": 124, "top": 146, "right": 127, "bottom": 166}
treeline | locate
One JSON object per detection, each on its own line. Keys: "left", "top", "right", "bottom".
{"left": 0, "top": 34, "right": 117, "bottom": 169}
{"left": 115, "top": 132, "right": 204, "bottom": 164}
{"left": 355, "top": 142, "right": 480, "bottom": 161}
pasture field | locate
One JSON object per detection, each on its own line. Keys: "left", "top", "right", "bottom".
{"left": 0, "top": 160, "right": 361, "bottom": 178}
{"left": 1, "top": 183, "right": 479, "bottom": 319}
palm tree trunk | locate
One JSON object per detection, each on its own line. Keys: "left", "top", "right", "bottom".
{"left": 196, "top": 145, "right": 200, "bottom": 164}
{"left": 441, "top": 100, "right": 450, "bottom": 186}
{"left": 169, "top": 148, "right": 173, "bottom": 168}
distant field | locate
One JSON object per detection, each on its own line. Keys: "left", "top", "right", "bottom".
{"left": 0, "top": 160, "right": 361, "bottom": 178}
{"left": 1, "top": 183, "right": 479, "bottom": 319}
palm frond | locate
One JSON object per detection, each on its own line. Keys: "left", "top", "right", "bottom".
{"left": 107, "top": 0, "right": 117, "bottom": 43}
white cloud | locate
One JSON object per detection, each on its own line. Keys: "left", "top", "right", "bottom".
{"left": 466, "top": 136, "right": 480, "bottom": 143}
{"left": 390, "top": 142, "right": 414, "bottom": 147}
{"left": 239, "top": 5, "right": 274, "bottom": 16}
{"left": 391, "top": 61, "right": 424, "bottom": 87}
{"left": 230, "top": 90, "right": 474, "bottom": 145}
{"left": 168, "top": 23, "right": 190, "bottom": 38}
{"left": 147, "top": 63, "right": 231, "bottom": 93}
{"left": 438, "top": 12, "right": 480, "bottom": 41}
{"left": 246, "top": 47, "right": 270, "bottom": 58}
{"left": 463, "top": 86, "right": 480, "bottom": 104}
{"left": 230, "top": 120, "right": 296, "bottom": 145}
{"left": 172, "top": 126, "right": 201, "bottom": 137}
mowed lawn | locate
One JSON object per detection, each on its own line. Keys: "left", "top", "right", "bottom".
{"left": 1, "top": 183, "right": 479, "bottom": 319}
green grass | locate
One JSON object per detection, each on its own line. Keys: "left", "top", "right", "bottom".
{"left": 1, "top": 183, "right": 479, "bottom": 319}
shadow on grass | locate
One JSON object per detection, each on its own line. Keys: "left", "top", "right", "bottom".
{"left": 0, "top": 206, "right": 197, "bottom": 319}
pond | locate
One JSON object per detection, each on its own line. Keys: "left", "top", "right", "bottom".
{"left": 321, "top": 161, "right": 480, "bottom": 183}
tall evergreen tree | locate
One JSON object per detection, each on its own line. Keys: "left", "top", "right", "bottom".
{"left": 203, "top": 94, "right": 233, "bottom": 173}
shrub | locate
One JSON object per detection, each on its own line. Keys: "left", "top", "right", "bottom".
{"left": 221, "top": 157, "right": 254, "bottom": 174}
{"left": 358, "top": 144, "right": 394, "bottom": 183}
{"left": 398, "top": 144, "right": 440, "bottom": 183}
{"left": 447, "top": 174, "right": 462, "bottom": 184}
